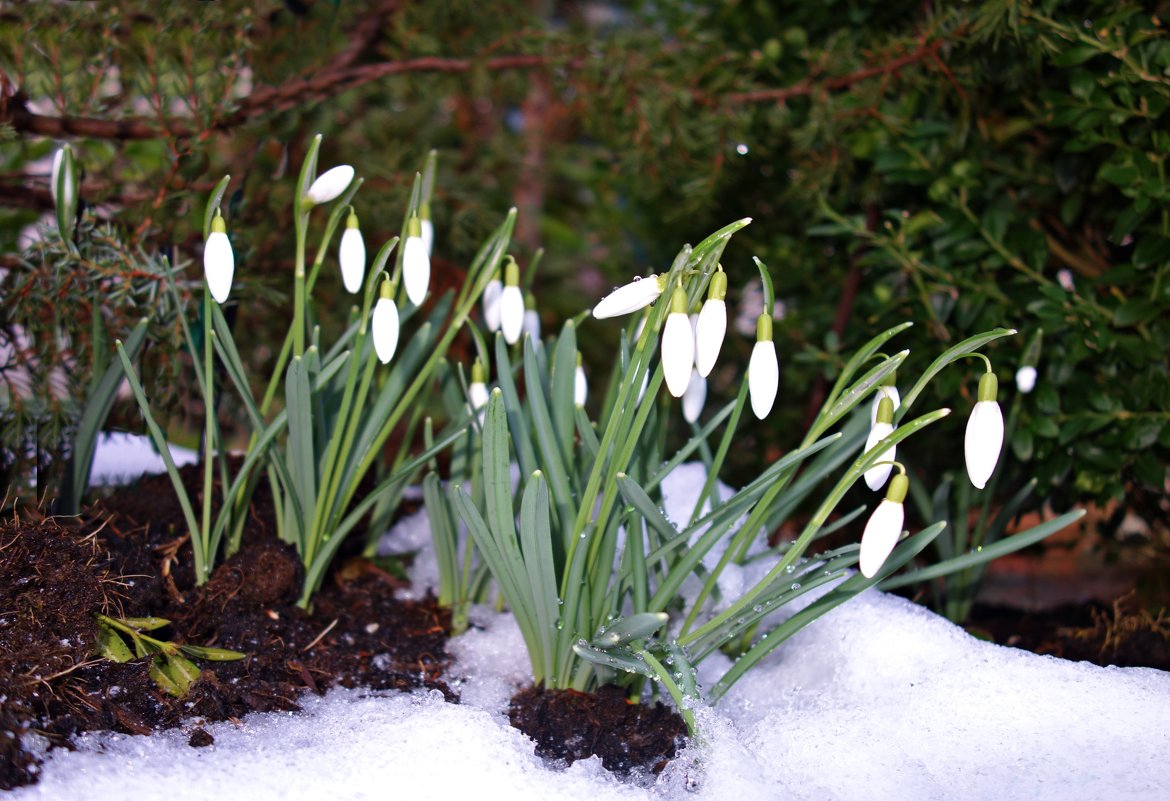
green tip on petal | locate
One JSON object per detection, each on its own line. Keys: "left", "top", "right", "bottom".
{"left": 505, "top": 257, "right": 520, "bottom": 287}
{"left": 407, "top": 216, "right": 422, "bottom": 238}
{"left": 708, "top": 269, "right": 728, "bottom": 301}
{"left": 978, "top": 371, "right": 998, "bottom": 403}
{"left": 471, "top": 360, "right": 487, "bottom": 383}
{"left": 379, "top": 279, "right": 395, "bottom": 300}
{"left": 876, "top": 396, "right": 894, "bottom": 424}
{"left": 755, "top": 313, "right": 773, "bottom": 343}
{"left": 346, "top": 210, "right": 359, "bottom": 229}
{"left": 669, "top": 285, "right": 688, "bottom": 314}
{"left": 886, "top": 473, "right": 909, "bottom": 504}
{"left": 210, "top": 214, "right": 226, "bottom": 235}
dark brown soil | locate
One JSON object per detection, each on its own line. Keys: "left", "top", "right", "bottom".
{"left": 509, "top": 684, "right": 688, "bottom": 774}
{"left": 0, "top": 465, "right": 452, "bottom": 791}
{"left": 968, "top": 594, "right": 1170, "bottom": 671}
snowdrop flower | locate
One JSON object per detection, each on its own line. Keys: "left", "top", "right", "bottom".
{"left": 661, "top": 285, "right": 695, "bottom": 397}
{"left": 574, "top": 354, "right": 588, "bottom": 406}
{"left": 869, "top": 377, "right": 901, "bottom": 426}
{"left": 748, "top": 313, "right": 778, "bottom": 419}
{"left": 483, "top": 272, "right": 503, "bottom": 332}
{"left": 682, "top": 369, "right": 706, "bottom": 423}
{"left": 1015, "top": 365, "right": 1037, "bottom": 394}
{"left": 339, "top": 210, "right": 365, "bottom": 294}
{"left": 371, "top": 280, "right": 400, "bottom": 364}
{"left": 403, "top": 216, "right": 430, "bottom": 306}
{"left": 500, "top": 258, "right": 525, "bottom": 345}
{"left": 864, "top": 395, "right": 897, "bottom": 491}
{"left": 860, "top": 471, "right": 908, "bottom": 578}
{"left": 203, "top": 212, "right": 234, "bottom": 305}
{"left": 1056, "top": 269, "right": 1075, "bottom": 292}
{"left": 469, "top": 360, "right": 489, "bottom": 421}
{"left": 419, "top": 201, "right": 434, "bottom": 255}
{"left": 304, "top": 165, "right": 354, "bottom": 206}
{"left": 50, "top": 144, "right": 76, "bottom": 220}
{"left": 695, "top": 267, "right": 727, "bottom": 377}
{"left": 593, "top": 274, "right": 667, "bottom": 319}
{"left": 965, "top": 371, "right": 1004, "bottom": 489}
{"left": 523, "top": 291, "right": 541, "bottom": 342}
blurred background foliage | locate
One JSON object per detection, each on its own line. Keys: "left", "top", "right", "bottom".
{"left": 2, "top": 0, "right": 1169, "bottom": 526}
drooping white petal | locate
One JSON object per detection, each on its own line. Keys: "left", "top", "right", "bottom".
{"left": 305, "top": 165, "right": 355, "bottom": 205}
{"left": 695, "top": 298, "right": 727, "bottom": 377}
{"left": 574, "top": 365, "right": 587, "bottom": 406}
{"left": 339, "top": 227, "right": 365, "bottom": 294}
{"left": 483, "top": 280, "right": 503, "bottom": 331}
{"left": 859, "top": 499, "right": 904, "bottom": 578}
{"left": 593, "top": 275, "right": 664, "bottom": 319}
{"left": 371, "top": 297, "right": 400, "bottom": 364}
{"left": 964, "top": 400, "right": 1004, "bottom": 489}
{"left": 524, "top": 309, "right": 541, "bottom": 342}
{"left": 500, "top": 285, "right": 525, "bottom": 344}
{"left": 420, "top": 218, "right": 434, "bottom": 256}
{"left": 403, "top": 236, "right": 430, "bottom": 306}
{"left": 748, "top": 340, "right": 778, "bottom": 419}
{"left": 469, "top": 382, "right": 489, "bottom": 423}
{"left": 1015, "top": 366, "right": 1037, "bottom": 394}
{"left": 682, "top": 369, "right": 706, "bottom": 423}
{"left": 869, "top": 385, "right": 902, "bottom": 427}
{"left": 50, "top": 146, "right": 74, "bottom": 214}
{"left": 863, "top": 421, "right": 896, "bottom": 491}
{"left": 203, "top": 231, "right": 234, "bottom": 305}
{"left": 662, "top": 312, "right": 695, "bottom": 397}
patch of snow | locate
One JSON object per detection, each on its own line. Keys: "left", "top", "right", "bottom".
{"left": 88, "top": 432, "right": 198, "bottom": 486}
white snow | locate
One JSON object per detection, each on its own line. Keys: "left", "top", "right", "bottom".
{"left": 19, "top": 443, "right": 1169, "bottom": 801}
{"left": 87, "top": 431, "right": 198, "bottom": 485}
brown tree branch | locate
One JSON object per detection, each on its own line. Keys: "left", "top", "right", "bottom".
{"left": 2, "top": 32, "right": 950, "bottom": 142}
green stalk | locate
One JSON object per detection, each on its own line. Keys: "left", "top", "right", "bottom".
{"left": 200, "top": 287, "right": 215, "bottom": 584}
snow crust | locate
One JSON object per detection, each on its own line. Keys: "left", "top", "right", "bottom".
{"left": 87, "top": 431, "right": 198, "bottom": 485}
{"left": 20, "top": 444, "right": 1170, "bottom": 800}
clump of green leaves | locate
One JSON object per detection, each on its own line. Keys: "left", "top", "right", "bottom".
{"left": 95, "top": 615, "right": 244, "bottom": 698}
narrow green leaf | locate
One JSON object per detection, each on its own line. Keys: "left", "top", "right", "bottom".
{"left": 96, "top": 624, "right": 134, "bottom": 663}
{"left": 572, "top": 641, "right": 657, "bottom": 679}
{"left": 592, "top": 612, "right": 669, "bottom": 648}
{"left": 202, "top": 175, "right": 232, "bottom": 240}
{"left": 177, "top": 644, "right": 246, "bottom": 661}
{"left": 519, "top": 471, "right": 559, "bottom": 681}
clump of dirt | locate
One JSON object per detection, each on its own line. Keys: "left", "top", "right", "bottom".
{"left": 509, "top": 684, "right": 688, "bottom": 775}
{"left": 0, "top": 465, "right": 453, "bottom": 791}
{"left": 0, "top": 513, "right": 116, "bottom": 789}
{"left": 968, "top": 593, "right": 1170, "bottom": 670}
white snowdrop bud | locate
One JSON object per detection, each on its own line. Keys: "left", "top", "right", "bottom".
{"left": 864, "top": 396, "right": 897, "bottom": 491}
{"left": 859, "top": 473, "right": 907, "bottom": 578}
{"left": 695, "top": 268, "right": 727, "bottom": 377}
{"left": 203, "top": 214, "right": 234, "bottom": 305}
{"left": 682, "top": 369, "right": 707, "bottom": 423}
{"left": 371, "top": 281, "right": 400, "bottom": 364}
{"left": 339, "top": 210, "right": 365, "bottom": 294}
{"left": 304, "top": 165, "right": 354, "bottom": 205}
{"left": 593, "top": 274, "right": 667, "bottom": 319}
{"left": 403, "top": 216, "right": 430, "bottom": 306}
{"left": 662, "top": 286, "right": 695, "bottom": 398}
{"left": 965, "top": 371, "right": 1004, "bottom": 490}
{"left": 748, "top": 314, "right": 778, "bottom": 419}
{"left": 500, "top": 259, "right": 525, "bottom": 345}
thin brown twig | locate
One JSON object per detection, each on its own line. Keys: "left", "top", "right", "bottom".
{"left": 3, "top": 33, "right": 952, "bottom": 142}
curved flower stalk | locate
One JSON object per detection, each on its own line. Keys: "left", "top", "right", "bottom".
{"left": 860, "top": 469, "right": 908, "bottom": 578}
{"left": 695, "top": 266, "right": 727, "bottom": 377}
{"left": 682, "top": 369, "right": 706, "bottom": 423}
{"left": 371, "top": 279, "right": 400, "bottom": 364}
{"left": 339, "top": 210, "right": 366, "bottom": 294}
{"left": 864, "top": 395, "right": 897, "bottom": 491}
{"left": 403, "top": 215, "right": 430, "bottom": 306}
{"left": 500, "top": 258, "right": 525, "bottom": 345}
{"left": 304, "top": 165, "right": 355, "bottom": 206}
{"left": 748, "top": 313, "right": 778, "bottom": 419}
{"left": 203, "top": 212, "right": 235, "bottom": 305}
{"left": 965, "top": 370, "right": 1004, "bottom": 489}
{"left": 662, "top": 285, "right": 694, "bottom": 397}
{"left": 593, "top": 274, "right": 667, "bottom": 319}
